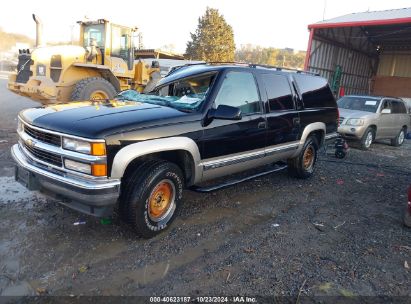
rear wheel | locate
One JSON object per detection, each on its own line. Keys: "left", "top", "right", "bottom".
{"left": 360, "top": 127, "right": 374, "bottom": 150}
{"left": 390, "top": 128, "right": 406, "bottom": 147}
{"left": 70, "top": 77, "right": 117, "bottom": 101}
{"left": 120, "top": 160, "right": 184, "bottom": 238}
{"left": 288, "top": 136, "right": 318, "bottom": 179}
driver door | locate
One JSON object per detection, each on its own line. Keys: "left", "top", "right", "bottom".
{"left": 199, "top": 70, "right": 267, "bottom": 180}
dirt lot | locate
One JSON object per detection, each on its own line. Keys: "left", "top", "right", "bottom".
{"left": 0, "top": 78, "right": 410, "bottom": 298}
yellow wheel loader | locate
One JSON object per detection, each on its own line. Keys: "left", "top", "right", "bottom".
{"left": 7, "top": 15, "right": 178, "bottom": 104}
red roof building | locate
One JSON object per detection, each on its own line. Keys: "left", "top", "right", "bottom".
{"left": 305, "top": 7, "right": 411, "bottom": 98}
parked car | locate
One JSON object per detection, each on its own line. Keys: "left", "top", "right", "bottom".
{"left": 405, "top": 185, "right": 411, "bottom": 228}
{"left": 12, "top": 63, "right": 338, "bottom": 238}
{"left": 337, "top": 95, "right": 410, "bottom": 150}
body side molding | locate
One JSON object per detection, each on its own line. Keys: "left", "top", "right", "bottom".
{"left": 110, "top": 137, "right": 203, "bottom": 183}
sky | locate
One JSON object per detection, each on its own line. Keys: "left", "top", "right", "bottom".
{"left": 0, "top": 0, "right": 410, "bottom": 53}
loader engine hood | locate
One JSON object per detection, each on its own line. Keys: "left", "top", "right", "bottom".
{"left": 31, "top": 45, "right": 86, "bottom": 65}
{"left": 29, "top": 45, "right": 86, "bottom": 81}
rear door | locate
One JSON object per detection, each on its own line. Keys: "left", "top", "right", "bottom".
{"left": 377, "top": 99, "right": 394, "bottom": 138}
{"left": 259, "top": 73, "right": 300, "bottom": 155}
{"left": 391, "top": 100, "right": 409, "bottom": 135}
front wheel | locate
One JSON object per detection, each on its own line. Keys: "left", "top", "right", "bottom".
{"left": 360, "top": 127, "right": 374, "bottom": 150}
{"left": 71, "top": 77, "right": 117, "bottom": 101}
{"left": 287, "top": 136, "right": 318, "bottom": 179}
{"left": 121, "top": 160, "right": 184, "bottom": 238}
{"left": 390, "top": 128, "right": 406, "bottom": 147}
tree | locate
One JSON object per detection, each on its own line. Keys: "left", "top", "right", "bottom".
{"left": 185, "top": 7, "right": 235, "bottom": 62}
{"left": 235, "top": 45, "right": 306, "bottom": 69}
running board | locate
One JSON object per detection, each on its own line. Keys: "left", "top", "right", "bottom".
{"left": 190, "top": 162, "right": 287, "bottom": 193}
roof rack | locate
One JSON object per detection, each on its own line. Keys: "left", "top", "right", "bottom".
{"left": 248, "top": 63, "right": 319, "bottom": 76}
{"left": 165, "top": 61, "right": 319, "bottom": 77}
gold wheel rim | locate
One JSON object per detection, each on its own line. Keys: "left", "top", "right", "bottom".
{"left": 303, "top": 146, "right": 314, "bottom": 170}
{"left": 90, "top": 90, "right": 109, "bottom": 100}
{"left": 148, "top": 180, "right": 175, "bottom": 221}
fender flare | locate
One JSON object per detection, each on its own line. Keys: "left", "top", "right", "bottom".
{"left": 72, "top": 63, "right": 121, "bottom": 92}
{"left": 110, "top": 137, "right": 203, "bottom": 183}
{"left": 291, "top": 122, "right": 326, "bottom": 157}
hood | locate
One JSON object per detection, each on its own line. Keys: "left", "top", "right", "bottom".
{"left": 19, "top": 100, "right": 195, "bottom": 138}
{"left": 338, "top": 108, "right": 378, "bottom": 119}
{"left": 32, "top": 45, "right": 86, "bottom": 64}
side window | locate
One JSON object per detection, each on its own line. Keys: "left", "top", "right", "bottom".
{"left": 381, "top": 100, "right": 392, "bottom": 112}
{"left": 111, "top": 26, "right": 130, "bottom": 60}
{"left": 214, "top": 71, "right": 260, "bottom": 115}
{"left": 294, "top": 74, "right": 335, "bottom": 108}
{"left": 391, "top": 101, "right": 407, "bottom": 114}
{"left": 261, "top": 74, "right": 294, "bottom": 111}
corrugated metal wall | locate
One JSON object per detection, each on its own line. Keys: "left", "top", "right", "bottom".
{"left": 377, "top": 52, "right": 411, "bottom": 77}
{"left": 308, "top": 39, "right": 375, "bottom": 95}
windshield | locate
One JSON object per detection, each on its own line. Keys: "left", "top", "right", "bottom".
{"left": 83, "top": 24, "right": 105, "bottom": 48}
{"left": 337, "top": 96, "right": 381, "bottom": 113}
{"left": 115, "top": 73, "right": 215, "bottom": 111}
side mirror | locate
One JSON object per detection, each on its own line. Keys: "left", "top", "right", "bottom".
{"left": 381, "top": 108, "right": 391, "bottom": 114}
{"left": 209, "top": 105, "right": 242, "bottom": 120}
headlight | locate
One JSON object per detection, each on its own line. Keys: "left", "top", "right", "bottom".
{"left": 63, "top": 138, "right": 91, "bottom": 154}
{"left": 346, "top": 118, "right": 364, "bottom": 126}
{"left": 64, "top": 159, "right": 107, "bottom": 176}
{"left": 62, "top": 138, "right": 106, "bottom": 156}
{"left": 64, "top": 159, "right": 91, "bottom": 174}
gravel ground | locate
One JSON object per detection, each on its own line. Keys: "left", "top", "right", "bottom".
{"left": 0, "top": 78, "right": 410, "bottom": 298}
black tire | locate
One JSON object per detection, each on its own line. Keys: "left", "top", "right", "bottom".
{"left": 70, "top": 77, "right": 117, "bottom": 101}
{"left": 287, "top": 136, "right": 318, "bottom": 179}
{"left": 120, "top": 160, "right": 184, "bottom": 238}
{"left": 390, "top": 127, "right": 406, "bottom": 147}
{"left": 360, "top": 127, "right": 374, "bottom": 150}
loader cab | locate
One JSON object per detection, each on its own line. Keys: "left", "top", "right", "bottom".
{"left": 79, "top": 20, "right": 136, "bottom": 75}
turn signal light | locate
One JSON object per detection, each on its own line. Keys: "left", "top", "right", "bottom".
{"left": 91, "top": 164, "right": 107, "bottom": 176}
{"left": 91, "top": 143, "right": 106, "bottom": 156}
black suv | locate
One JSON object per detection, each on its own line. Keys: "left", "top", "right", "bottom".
{"left": 12, "top": 63, "right": 338, "bottom": 238}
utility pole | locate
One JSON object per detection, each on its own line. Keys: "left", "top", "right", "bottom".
{"left": 323, "top": 0, "right": 327, "bottom": 20}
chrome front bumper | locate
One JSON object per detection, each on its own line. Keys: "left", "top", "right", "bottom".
{"left": 11, "top": 144, "right": 121, "bottom": 217}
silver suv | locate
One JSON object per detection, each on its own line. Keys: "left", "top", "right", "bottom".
{"left": 337, "top": 95, "right": 410, "bottom": 150}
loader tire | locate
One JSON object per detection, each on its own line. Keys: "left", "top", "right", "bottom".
{"left": 70, "top": 77, "right": 117, "bottom": 101}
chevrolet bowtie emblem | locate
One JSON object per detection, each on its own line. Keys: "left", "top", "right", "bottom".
{"left": 25, "top": 138, "right": 36, "bottom": 148}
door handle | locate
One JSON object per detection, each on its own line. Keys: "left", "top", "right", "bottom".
{"left": 258, "top": 121, "right": 267, "bottom": 129}
{"left": 293, "top": 118, "right": 300, "bottom": 126}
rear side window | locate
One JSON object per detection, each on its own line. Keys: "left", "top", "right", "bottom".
{"left": 294, "top": 75, "right": 335, "bottom": 108}
{"left": 261, "top": 74, "right": 294, "bottom": 111}
{"left": 391, "top": 100, "right": 407, "bottom": 114}
{"left": 214, "top": 71, "right": 261, "bottom": 115}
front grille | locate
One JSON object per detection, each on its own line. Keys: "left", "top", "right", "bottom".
{"left": 23, "top": 141, "right": 63, "bottom": 167}
{"left": 24, "top": 124, "right": 61, "bottom": 146}
{"left": 50, "top": 55, "right": 62, "bottom": 82}
{"left": 338, "top": 117, "right": 344, "bottom": 126}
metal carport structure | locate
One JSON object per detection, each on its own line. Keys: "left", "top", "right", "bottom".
{"left": 304, "top": 7, "right": 411, "bottom": 99}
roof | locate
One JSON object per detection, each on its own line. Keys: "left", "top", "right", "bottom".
{"left": 309, "top": 7, "right": 411, "bottom": 29}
